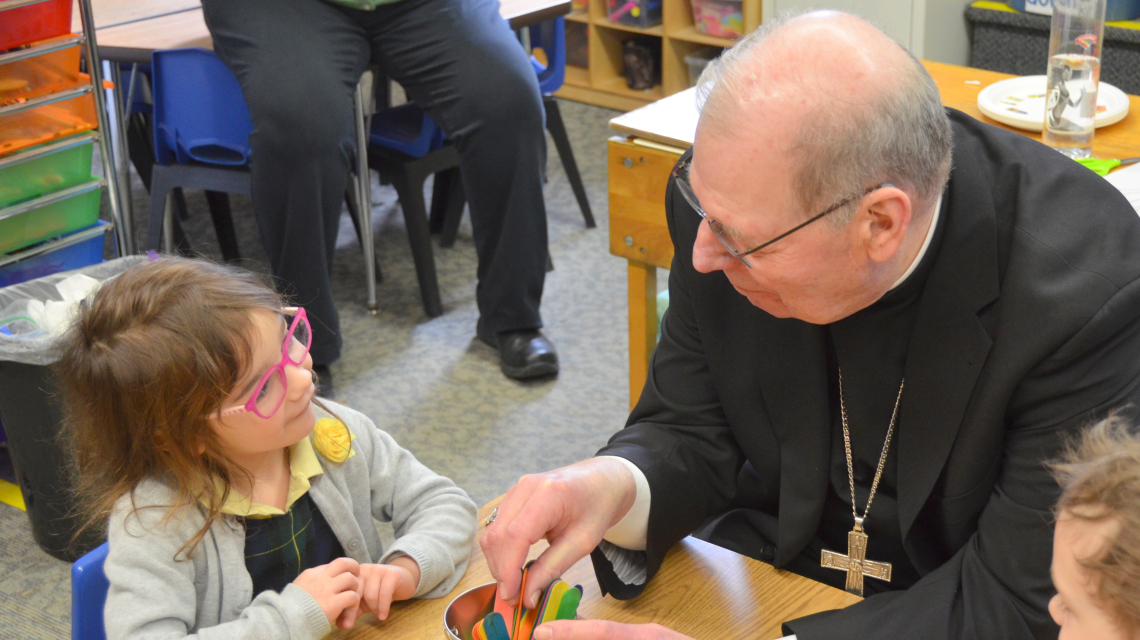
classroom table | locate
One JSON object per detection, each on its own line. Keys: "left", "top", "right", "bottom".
{"left": 326, "top": 498, "right": 861, "bottom": 640}
{"left": 608, "top": 60, "right": 1140, "bottom": 408}
{"left": 82, "top": 0, "right": 574, "bottom": 64}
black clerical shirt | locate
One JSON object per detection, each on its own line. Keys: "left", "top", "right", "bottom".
{"left": 811, "top": 196, "right": 948, "bottom": 595}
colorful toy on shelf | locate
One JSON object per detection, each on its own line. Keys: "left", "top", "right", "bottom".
{"left": 571, "top": 0, "right": 588, "bottom": 11}
{"left": 607, "top": 0, "right": 662, "bottom": 27}
{"left": 691, "top": 0, "right": 744, "bottom": 39}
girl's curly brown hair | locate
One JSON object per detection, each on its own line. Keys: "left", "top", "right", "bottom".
{"left": 1051, "top": 412, "right": 1140, "bottom": 634}
{"left": 55, "top": 256, "right": 285, "bottom": 559}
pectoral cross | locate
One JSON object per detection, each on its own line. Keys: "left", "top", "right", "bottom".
{"left": 820, "top": 517, "right": 892, "bottom": 596}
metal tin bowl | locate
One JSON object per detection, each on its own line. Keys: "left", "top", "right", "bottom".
{"left": 443, "top": 582, "right": 496, "bottom": 640}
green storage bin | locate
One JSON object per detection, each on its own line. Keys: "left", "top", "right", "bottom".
{"left": 0, "top": 135, "right": 95, "bottom": 209}
{"left": 0, "top": 181, "right": 101, "bottom": 255}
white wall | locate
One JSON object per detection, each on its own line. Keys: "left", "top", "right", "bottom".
{"left": 759, "top": 0, "right": 973, "bottom": 65}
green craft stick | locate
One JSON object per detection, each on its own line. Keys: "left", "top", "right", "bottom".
{"left": 554, "top": 585, "right": 582, "bottom": 620}
{"left": 536, "top": 581, "right": 570, "bottom": 628}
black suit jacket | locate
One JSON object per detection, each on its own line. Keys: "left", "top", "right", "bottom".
{"left": 593, "top": 110, "right": 1140, "bottom": 639}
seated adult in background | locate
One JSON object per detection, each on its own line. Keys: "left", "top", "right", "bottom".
{"left": 201, "top": 0, "right": 559, "bottom": 389}
{"left": 480, "top": 11, "right": 1140, "bottom": 640}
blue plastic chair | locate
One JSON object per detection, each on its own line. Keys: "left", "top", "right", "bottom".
{"left": 530, "top": 17, "right": 594, "bottom": 228}
{"left": 145, "top": 48, "right": 251, "bottom": 263}
{"left": 366, "top": 100, "right": 461, "bottom": 318}
{"left": 152, "top": 49, "right": 253, "bottom": 167}
{"left": 146, "top": 48, "right": 381, "bottom": 311}
{"left": 71, "top": 542, "right": 110, "bottom": 640}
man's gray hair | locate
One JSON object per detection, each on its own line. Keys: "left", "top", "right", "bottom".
{"left": 695, "top": 11, "right": 953, "bottom": 224}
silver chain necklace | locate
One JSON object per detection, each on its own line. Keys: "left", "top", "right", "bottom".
{"left": 820, "top": 368, "right": 904, "bottom": 596}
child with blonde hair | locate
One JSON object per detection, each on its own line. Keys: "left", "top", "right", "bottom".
{"left": 1050, "top": 414, "right": 1140, "bottom": 640}
{"left": 56, "top": 257, "right": 477, "bottom": 640}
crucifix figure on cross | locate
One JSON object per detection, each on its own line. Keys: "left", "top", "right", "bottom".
{"left": 820, "top": 518, "right": 892, "bottom": 596}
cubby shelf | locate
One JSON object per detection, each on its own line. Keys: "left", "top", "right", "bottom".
{"left": 554, "top": 0, "right": 760, "bottom": 111}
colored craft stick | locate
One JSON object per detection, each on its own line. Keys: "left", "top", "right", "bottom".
{"left": 537, "top": 580, "right": 570, "bottom": 628}
{"left": 473, "top": 617, "right": 489, "bottom": 640}
{"left": 493, "top": 583, "right": 515, "bottom": 629}
{"left": 512, "top": 565, "right": 534, "bottom": 640}
{"left": 484, "top": 612, "right": 512, "bottom": 640}
{"left": 555, "top": 586, "right": 582, "bottom": 621}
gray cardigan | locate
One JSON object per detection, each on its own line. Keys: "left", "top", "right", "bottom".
{"left": 103, "top": 402, "right": 478, "bottom": 640}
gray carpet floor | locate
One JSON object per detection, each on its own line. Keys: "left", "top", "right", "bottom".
{"left": 0, "top": 98, "right": 643, "bottom": 639}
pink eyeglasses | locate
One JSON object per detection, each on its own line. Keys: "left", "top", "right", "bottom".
{"left": 220, "top": 307, "right": 312, "bottom": 420}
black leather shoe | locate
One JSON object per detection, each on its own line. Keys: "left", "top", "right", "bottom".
{"left": 482, "top": 329, "right": 559, "bottom": 380}
{"left": 312, "top": 364, "right": 335, "bottom": 399}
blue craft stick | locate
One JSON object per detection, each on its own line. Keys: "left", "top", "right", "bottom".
{"left": 484, "top": 612, "right": 511, "bottom": 640}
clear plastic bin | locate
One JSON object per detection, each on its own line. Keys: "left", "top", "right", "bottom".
{"left": 684, "top": 48, "right": 720, "bottom": 87}
{"left": 692, "top": 0, "right": 744, "bottom": 39}
{"left": 0, "top": 221, "right": 110, "bottom": 288}
{"left": 608, "top": 0, "right": 662, "bottom": 28}
{"left": 0, "top": 134, "right": 94, "bottom": 208}
{"left": 0, "top": 90, "right": 97, "bottom": 156}
{"left": 0, "top": 41, "right": 83, "bottom": 108}
{"left": 0, "top": 0, "right": 72, "bottom": 53}
{"left": 0, "top": 181, "right": 101, "bottom": 255}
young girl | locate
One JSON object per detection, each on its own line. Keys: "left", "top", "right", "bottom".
{"left": 56, "top": 257, "right": 477, "bottom": 640}
{"left": 1049, "top": 414, "right": 1140, "bottom": 640}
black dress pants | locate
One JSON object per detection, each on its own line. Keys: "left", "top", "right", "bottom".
{"left": 201, "top": 0, "right": 549, "bottom": 365}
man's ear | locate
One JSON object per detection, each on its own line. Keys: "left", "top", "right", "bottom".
{"left": 859, "top": 186, "right": 912, "bottom": 264}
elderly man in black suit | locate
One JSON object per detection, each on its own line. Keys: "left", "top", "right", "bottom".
{"left": 479, "top": 10, "right": 1140, "bottom": 640}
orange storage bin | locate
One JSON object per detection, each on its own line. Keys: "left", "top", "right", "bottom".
{"left": 0, "top": 89, "right": 97, "bottom": 156}
{"left": 0, "top": 0, "right": 73, "bottom": 53}
{"left": 0, "top": 40, "right": 83, "bottom": 108}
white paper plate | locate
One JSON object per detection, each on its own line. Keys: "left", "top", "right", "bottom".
{"left": 977, "top": 75, "right": 1129, "bottom": 132}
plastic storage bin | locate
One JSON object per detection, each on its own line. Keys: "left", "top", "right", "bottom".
{"left": 608, "top": 0, "right": 662, "bottom": 28}
{"left": 684, "top": 48, "right": 721, "bottom": 87}
{"left": 0, "top": 90, "right": 97, "bottom": 156}
{"left": 0, "top": 0, "right": 72, "bottom": 53}
{"left": 0, "top": 41, "right": 83, "bottom": 108}
{"left": 0, "top": 221, "right": 109, "bottom": 288}
{"left": 0, "top": 134, "right": 94, "bottom": 208}
{"left": 692, "top": 0, "right": 744, "bottom": 39}
{"left": 0, "top": 179, "right": 101, "bottom": 254}
{"left": 1004, "top": 0, "right": 1140, "bottom": 21}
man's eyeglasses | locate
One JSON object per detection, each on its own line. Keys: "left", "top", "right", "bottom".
{"left": 220, "top": 307, "right": 312, "bottom": 420}
{"left": 672, "top": 154, "right": 892, "bottom": 268}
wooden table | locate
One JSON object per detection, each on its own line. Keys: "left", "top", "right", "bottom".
{"left": 328, "top": 499, "right": 860, "bottom": 640}
{"left": 82, "top": 0, "right": 574, "bottom": 63}
{"left": 608, "top": 60, "right": 1140, "bottom": 407}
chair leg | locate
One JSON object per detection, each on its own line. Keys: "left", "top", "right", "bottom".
{"left": 353, "top": 80, "right": 379, "bottom": 314}
{"left": 146, "top": 166, "right": 174, "bottom": 251}
{"left": 392, "top": 166, "right": 443, "bottom": 318}
{"left": 204, "top": 190, "right": 241, "bottom": 263}
{"left": 428, "top": 169, "right": 452, "bottom": 235}
{"left": 172, "top": 187, "right": 191, "bottom": 222}
{"left": 435, "top": 169, "right": 467, "bottom": 249}
{"left": 544, "top": 96, "right": 596, "bottom": 228}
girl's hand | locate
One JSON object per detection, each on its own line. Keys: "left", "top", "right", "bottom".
{"left": 356, "top": 556, "right": 421, "bottom": 622}
{"left": 292, "top": 557, "right": 362, "bottom": 628}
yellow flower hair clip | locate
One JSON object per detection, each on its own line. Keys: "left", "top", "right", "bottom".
{"left": 313, "top": 417, "right": 355, "bottom": 463}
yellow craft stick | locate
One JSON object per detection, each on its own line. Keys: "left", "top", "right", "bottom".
{"left": 535, "top": 581, "right": 570, "bottom": 629}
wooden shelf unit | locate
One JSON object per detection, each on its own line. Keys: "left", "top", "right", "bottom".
{"left": 555, "top": 0, "right": 759, "bottom": 110}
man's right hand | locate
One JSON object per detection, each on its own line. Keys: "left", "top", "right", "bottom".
{"left": 480, "top": 457, "right": 638, "bottom": 610}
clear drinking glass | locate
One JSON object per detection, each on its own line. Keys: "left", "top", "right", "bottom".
{"left": 1043, "top": 0, "right": 1107, "bottom": 158}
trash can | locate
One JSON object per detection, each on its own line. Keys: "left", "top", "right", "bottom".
{"left": 0, "top": 256, "right": 146, "bottom": 561}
